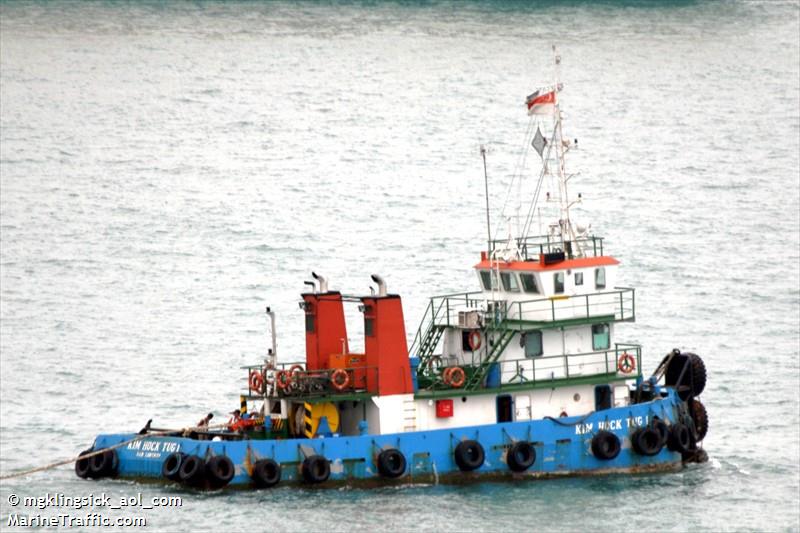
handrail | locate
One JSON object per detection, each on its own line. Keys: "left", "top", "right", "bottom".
{"left": 496, "top": 343, "right": 642, "bottom": 386}
{"left": 488, "top": 234, "right": 605, "bottom": 260}
{"left": 242, "top": 363, "right": 381, "bottom": 400}
{"left": 421, "top": 287, "right": 635, "bottom": 330}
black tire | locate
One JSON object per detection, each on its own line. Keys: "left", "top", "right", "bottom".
{"left": 377, "top": 449, "right": 407, "bottom": 479}
{"left": 252, "top": 459, "right": 281, "bottom": 488}
{"left": 691, "top": 399, "right": 709, "bottom": 441}
{"left": 652, "top": 418, "right": 669, "bottom": 447}
{"left": 206, "top": 455, "right": 235, "bottom": 489}
{"left": 161, "top": 452, "right": 185, "bottom": 482}
{"left": 89, "top": 449, "right": 118, "bottom": 478}
{"left": 75, "top": 448, "right": 93, "bottom": 479}
{"left": 665, "top": 352, "right": 706, "bottom": 400}
{"left": 631, "top": 427, "right": 663, "bottom": 456}
{"left": 688, "top": 353, "right": 707, "bottom": 396}
{"left": 178, "top": 455, "right": 206, "bottom": 487}
{"left": 454, "top": 440, "right": 485, "bottom": 472}
{"left": 668, "top": 423, "right": 692, "bottom": 454}
{"left": 591, "top": 430, "right": 621, "bottom": 460}
{"left": 507, "top": 441, "right": 536, "bottom": 472}
{"left": 301, "top": 455, "right": 330, "bottom": 484}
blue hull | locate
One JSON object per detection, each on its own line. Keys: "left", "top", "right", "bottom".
{"left": 90, "top": 391, "right": 686, "bottom": 487}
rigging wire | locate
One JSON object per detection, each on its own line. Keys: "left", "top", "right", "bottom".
{"left": 492, "top": 114, "right": 536, "bottom": 243}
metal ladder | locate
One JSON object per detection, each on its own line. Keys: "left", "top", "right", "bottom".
{"left": 402, "top": 397, "right": 418, "bottom": 432}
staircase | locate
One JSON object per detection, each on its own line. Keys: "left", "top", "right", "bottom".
{"left": 410, "top": 294, "right": 516, "bottom": 390}
{"left": 409, "top": 297, "right": 450, "bottom": 373}
{"left": 464, "top": 327, "right": 516, "bottom": 390}
{"left": 463, "top": 300, "right": 515, "bottom": 390}
{"left": 415, "top": 325, "right": 444, "bottom": 363}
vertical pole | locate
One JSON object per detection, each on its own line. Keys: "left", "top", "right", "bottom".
{"left": 481, "top": 145, "right": 491, "bottom": 253}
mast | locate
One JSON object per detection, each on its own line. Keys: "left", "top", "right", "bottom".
{"left": 481, "top": 144, "right": 492, "bottom": 254}
{"left": 550, "top": 46, "right": 582, "bottom": 258}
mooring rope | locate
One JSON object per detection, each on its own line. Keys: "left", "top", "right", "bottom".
{"left": 0, "top": 421, "right": 235, "bottom": 481}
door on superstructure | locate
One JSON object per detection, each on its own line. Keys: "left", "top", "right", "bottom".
{"left": 594, "top": 385, "right": 612, "bottom": 411}
{"left": 496, "top": 395, "right": 513, "bottom": 423}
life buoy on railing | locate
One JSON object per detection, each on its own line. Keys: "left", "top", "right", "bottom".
{"left": 275, "top": 370, "right": 291, "bottom": 390}
{"left": 249, "top": 370, "right": 265, "bottom": 394}
{"left": 468, "top": 330, "right": 482, "bottom": 351}
{"left": 617, "top": 353, "right": 636, "bottom": 374}
{"left": 427, "top": 355, "right": 443, "bottom": 371}
{"left": 442, "top": 366, "right": 454, "bottom": 385}
{"left": 448, "top": 367, "right": 466, "bottom": 388}
{"left": 288, "top": 364, "right": 304, "bottom": 376}
{"left": 330, "top": 368, "right": 350, "bottom": 391}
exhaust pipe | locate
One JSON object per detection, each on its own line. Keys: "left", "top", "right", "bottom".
{"left": 304, "top": 280, "right": 316, "bottom": 293}
{"left": 312, "top": 272, "right": 328, "bottom": 293}
{"left": 371, "top": 274, "right": 387, "bottom": 297}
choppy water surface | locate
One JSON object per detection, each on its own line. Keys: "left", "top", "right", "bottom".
{"left": 1, "top": 1, "right": 799, "bottom": 531}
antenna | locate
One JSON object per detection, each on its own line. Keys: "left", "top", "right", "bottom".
{"left": 481, "top": 144, "right": 492, "bottom": 254}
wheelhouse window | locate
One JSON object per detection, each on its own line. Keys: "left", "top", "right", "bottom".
{"left": 480, "top": 270, "right": 499, "bottom": 291}
{"left": 595, "top": 267, "right": 606, "bottom": 289}
{"left": 575, "top": 272, "right": 583, "bottom": 286}
{"left": 364, "top": 317, "right": 375, "bottom": 337}
{"left": 500, "top": 272, "right": 520, "bottom": 292}
{"left": 554, "top": 272, "right": 565, "bottom": 294}
{"left": 592, "top": 323, "right": 610, "bottom": 350}
{"left": 519, "top": 273, "right": 540, "bottom": 294}
{"left": 305, "top": 315, "right": 315, "bottom": 333}
{"left": 523, "top": 331, "right": 543, "bottom": 357}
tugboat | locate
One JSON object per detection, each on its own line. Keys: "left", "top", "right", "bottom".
{"left": 77, "top": 49, "right": 709, "bottom": 489}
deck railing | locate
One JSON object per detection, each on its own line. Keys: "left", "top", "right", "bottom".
{"left": 489, "top": 234, "right": 605, "bottom": 261}
{"left": 419, "top": 287, "right": 635, "bottom": 331}
{"left": 241, "top": 362, "right": 379, "bottom": 399}
{"left": 496, "top": 343, "right": 642, "bottom": 385}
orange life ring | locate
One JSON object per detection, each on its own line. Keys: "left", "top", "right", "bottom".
{"left": 330, "top": 368, "right": 350, "bottom": 391}
{"left": 427, "top": 355, "right": 443, "bottom": 371}
{"left": 448, "top": 367, "right": 466, "bottom": 388}
{"left": 288, "top": 364, "right": 304, "bottom": 376}
{"left": 249, "top": 370, "right": 265, "bottom": 393}
{"left": 468, "top": 330, "right": 482, "bottom": 351}
{"left": 275, "top": 370, "right": 291, "bottom": 390}
{"left": 617, "top": 353, "right": 636, "bottom": 374}
{"left": 442, "top": 366, "right": 454, "bottom": 385}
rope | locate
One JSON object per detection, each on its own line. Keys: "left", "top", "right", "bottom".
{"left": 0, "top": 421, "right": 235, "bottom": 481}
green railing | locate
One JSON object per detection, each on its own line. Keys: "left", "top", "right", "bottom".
{"left": 496, "top": 342, "right": 642, "bottom": 385}
{"left": 408, "top": 291, "right": 484, "bottom": 358}
{"left": 417, "top": 287, "right": 634, "bottom": 332}
{"left": 507, "top": 287, "right": 635, "bottom": 325}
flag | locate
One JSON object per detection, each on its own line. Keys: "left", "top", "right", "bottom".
{"left": 531, "top": 126, "right": 548, "bottom": 157}
{"left": 525, "top": 89, "right": 556, "bottom": 115}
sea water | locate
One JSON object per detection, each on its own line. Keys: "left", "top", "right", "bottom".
{"left": 1, "top": 1, "right": 798, "bottom": 531}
